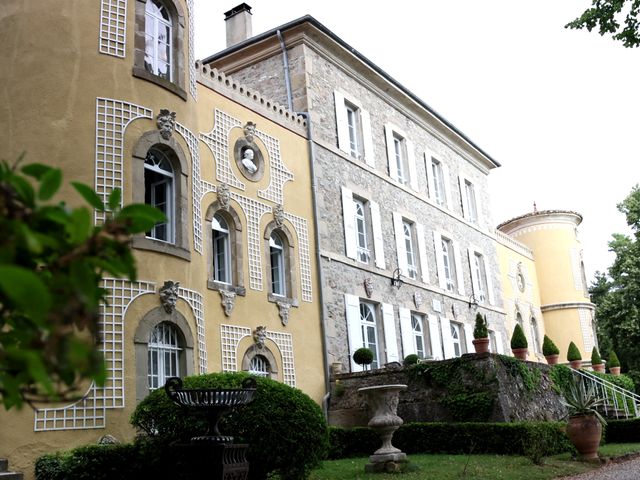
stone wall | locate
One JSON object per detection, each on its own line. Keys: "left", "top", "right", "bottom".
{"left": 328, "top": 354, "right": 567, "bottom": 427}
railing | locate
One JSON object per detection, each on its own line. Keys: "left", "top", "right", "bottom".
{"left": 573, "top": 368, "right": 640, "bottom": 419}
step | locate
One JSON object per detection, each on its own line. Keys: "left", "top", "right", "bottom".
{"left": 0, "top": 459, "right": 23, "bottom": 480}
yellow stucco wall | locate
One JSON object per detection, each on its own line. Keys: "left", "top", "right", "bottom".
{"left": 0, "top": 1, "right": 325, "bottom": 477}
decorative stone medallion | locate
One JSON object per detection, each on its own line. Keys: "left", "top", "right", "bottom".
{"left": 253, "top": 326, "right": 267, "bottom": 348}
{"left": 159, "top": 280, "right": 180, "bottom": 313}
{"left": 220, "top": 290, "right": 236, "bottom": 317}
{"left": 277, "top": 301, "right": 291, "bottom": 326}
{"left": 516, "top": 262, "right": 526, "bottom": 292}
{"left": 413, "top": 291, "right": 423, "bottom": 309}
{"left": 157, "top": 109, "right": 176, "bottom": 140}
{"left": 364, "top": 278, "right": 374, "bottom": 298}
{"left": 234, "top": 121, "right": 265, "bottom": 182}
{"left": 274, "top": 204, "right": 285, "bottom": 227}
{"left": 218, "top": 183, "right": 231, "bottom": 211}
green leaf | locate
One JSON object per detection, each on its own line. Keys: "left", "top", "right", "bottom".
{"left": 21, "top": 163, "right": 52, "bottom": 180}
{"left": 18, "top": 224, "right": 42, "bottom": 254}
{"left": 69, "top": 207, "right": 92, "bottom": 244}
{"left": 108, "top": 188, "right": 122, "bottom": 212}
{"left": 0, "top": 266, "right": 51, "bottom": 323}
{"left": 10, "top": 175, "right": 35, "bottom": 205}
{"left": 118, "top": 204, "right": 166, "bottom": 233}
{"left": 39, "top": 206, "right": 71, "bottom": 226}
{"left": 71, "top": 182, "right": 105, "bottom": 212}
{"left": 38, "top": 167, "right": 62, "bottom": 201}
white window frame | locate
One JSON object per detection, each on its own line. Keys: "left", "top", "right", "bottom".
{"left": 432, "top": 159, "right": 446, "bottom": 205}
{"left": 459, "top": 174, "right": 480, "bottom": 224}
{"left": 425, "top": 151, "right": 452, "bottom": 209}
{"left": 450, "top": 322, "right": 463, "bottom": 358}
{"left": 411, "top": 312, "right": 428, "bottom": 358}
{"left": 145, "top": 148, "right": 174, "bottom": 243}
{"left": 269, "top": 232, "right": 286, "bottom": 297}
{"left": 360, "top": 302, "right": 380, "bottom": 369}
{"left": 144, "top": 0, "right": 172, "bottom": 81}
{"left": 385, "top": 123, "right": 418, "bottom": 190}
{"left": 334, "top": 91, "right": 375, "bottom": 166}
{"left": 212, "top": 214, "right": 232, "bottom": 284}
{"left": 354, "top": 198, "right": 370, "bottom": 263}
{"left": 441, "top": 237, "right": 457, "bottom": 292}
{"left": 403, "top": 220, "right": 418, "bottom": 279}
{"left": 148, "top": 322, "right": 181, "bottom": 390}
{"left": 248, "top": 354, "right": 270, "bottom": 377}
{"left": 345, "top": 102, "right": 362, "bottom": 159}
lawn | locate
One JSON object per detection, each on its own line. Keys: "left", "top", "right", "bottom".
{"left": 309, "top": 444, "right": 640, "bottom": 480}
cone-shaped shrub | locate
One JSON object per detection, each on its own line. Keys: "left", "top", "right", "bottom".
{"left": 591, "top": 347, "right": 602, "bottom": 365}
{"left": 510, "top": 324, "right": 528, "bottom": 349}
{"left": 608, "top": 350, "right": 621, "bottom": 368}
{"left": 567, "top": 341, "right": 582, "bottom": 361}
{"left": 542, "top": 335, "right": 560, "bottom": 356}
{"left": 473, "top": 313, "right": 488, "bottom": 339}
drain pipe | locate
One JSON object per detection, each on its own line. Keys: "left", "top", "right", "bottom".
{"left": 277, "top": 30, "right": 294, "bottom": 111}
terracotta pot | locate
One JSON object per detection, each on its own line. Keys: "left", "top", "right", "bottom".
{"left": 609, "top": 366, "right": 621, "bottom": 376}
{"left": 592, "top": 364, "right": 605, "bottom": 373}
{"left": 566, "top": 414, "right": 602, "bottom": 460}
{"left": 570, "top": 360, "right": 582, "bottom": 369}
{"left": 545, "top": 354, "right": 559, "bottom": 365}
{"left": 472, "top": 337, "right": 490, "bottom": 354}
{"left": 512, "top": 347, "right": 528, "bottom": 360}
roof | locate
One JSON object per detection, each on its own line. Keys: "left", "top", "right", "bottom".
{"left": 497, "top": 209, "right": 583, "bottom": 230}
{"left": 203, "top": 14, "right": 500, "bottom": 168}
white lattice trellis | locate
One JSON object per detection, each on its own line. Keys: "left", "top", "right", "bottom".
{"left": 233, "top": 195, "right": 272, "bottom": 291}
{"left": 34, "top": 279, "right": 155, "bottom": 431}
{"left": 95, "top": 98, "right": 152, "bottom": 223}
{"left": 99, "top": 0, "right": 127, "bottom": 58}
{"left": 284, "top": 213, "right": 312, "bottom": 302}
{"left": 579, "top": 308, "right": 595, "bottom": 353}
{"left": 176, "top": 122, "right": 204, "bottom": 254}
{"left": 201, "top": 109, "right": 245, "bottom": 190}
{"left": 220, "top": 325, "right": 296, "bottom": 387}
{"left": 186, "top": 0, "right": 197, "bottom": 100}
{"left": 256, "top": 129, "right": 294, "bottom": 205}
{"left": 178, "top": 287, "right": 207, "bottom": 374}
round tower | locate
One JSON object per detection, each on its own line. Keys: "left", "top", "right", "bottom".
{"left": 498, "top": 210, "right": 596, "bottom": 363}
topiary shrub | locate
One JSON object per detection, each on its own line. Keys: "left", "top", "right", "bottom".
{"left": 608, "top": 350, "right": 621, "bottom": 368}
{"left": 403, "top": 354, "right": 419, "bottom": 366}
{"left": 473, "top": 313, "right": 488, "bottom": 339}
{"left": 591, "top": 347, "right": 602, "bottom": 365}
{"left": 567, "top": 342, "right": 582, "bottom": 362}
{"left": 510, "top": 324, "right": 528, "bottom": 349}
{"left": 542, "top": 335, "right": 560, "bottom": 356}
{"left": 130, "top": 372, "right": 328, "bottom": 480}
{"left": 353, "top": 347, "right": 374, "bottom": 369}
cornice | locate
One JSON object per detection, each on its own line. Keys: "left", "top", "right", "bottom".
{"left": 541, "top": 302, "right": 595, "bottom": 313}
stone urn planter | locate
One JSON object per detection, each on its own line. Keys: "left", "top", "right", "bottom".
{"left": 592, "top": 364, "right": 604, "bottom": 373}
{"left": 609, "top": 366, "right": 621, "bottom": 376}
{"left": 570, "top": 360, "right": 583, "bottom": 369}
{"left": 545, "top": 354, "right": 559, "bottom": 365}
{"left": 472, "top": 338, "right": 490, "bottom": 354}
{"left": 512, "top": 348, "right": 528, "bottom": 360}
{"left": 566, "top": 414, "right": 603, "bottom": 460}
{"left": 358, "top": 384, "right": 407, "bottom": 473}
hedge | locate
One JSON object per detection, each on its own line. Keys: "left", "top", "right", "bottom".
{"left": 328, "top": 422, "right": 572, "bottom": 459}
{"left": 605, "top": 418, "right": 640, "bottom": 443}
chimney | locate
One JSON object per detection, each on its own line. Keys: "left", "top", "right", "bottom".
{"left": 224, "top": 3, "right": 253, "bottom": 48}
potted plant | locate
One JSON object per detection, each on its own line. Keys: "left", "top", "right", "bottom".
{"left": 353, "top": 347, "right": 374, "bottom": 371}
{"left": 403, "top": 354, "right": 419, "bottom": 366}
{"left": 472, "top": 313, "right": 490, "bottom": 354}
{"left": 560, "top": 376, "right": 607, "bottom": 460}
{"left": 591, "top": 347, "right": 604, "bottom": 373}
{"left": 567, "top": 341, "right": 582, "bottom": 369}
{"left": 608, "top": 350, "right": 621, "bottom": 376}
{"left": 510, "top": 324, "right": 528, "bottom": 360}
{"left": 542, "top": 335, "right": 560, "bottom": 365}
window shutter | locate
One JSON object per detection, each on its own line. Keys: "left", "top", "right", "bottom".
{"left": 468, "top": 248, "right": 480, "bottom": 299}
{"left": 433, "top": 231, "right": 446, "bottom": 289}
{"left": 425, "top": 151, "right": 435, "bottom": 201}
{"left": 484, "top": 256, "right": 495, "bottom": 305}
{"left": 459, "top": 174, "right": 468, "bottom": 219}
{"left": 382, "top": 303, "right": 399, "bottom": 363}
{"left": 399, "top": 307, "right": 414, "bottom": 358}
{"left": 345, "top": 294, "right": 363, "bottom": 372}
{"left": 427, "top": 315, "right": 442, "bottom": 360}
{"left": 494, "top": 331, "right": 505, "bottom": 354}
{"left": 441, "top": 317, "right": 455, "bottom": 359}
{"left": 442, "top": 164, "right": 452, "bottom": 210}
{"left": 341, "top": 187, "right": 357, "bottom": 260}
{"left": 453, "top": 240, "right": 465, "bottom": 296}
{"left": 361, "top": 109, "right": 375, "bottom": 168}
{"left": 407, "top": 139, "right": 418, "bottom": 191}
{"left": 370, "top": 200, "right": 386, "bottom": 269}
{"left": 463, "top": 323, "right": 475, "bottom": 354}
{"left": 393, "top": 212, "right": 408, "bottom": 276}
{"left": 334, "top": 91, "right": 349, "bottom": 154}
{"left": 416, "top": 223, "right": 429, "bottom": 283}
{"left": 384, "top": 124, "right": 396, "bottom": 181}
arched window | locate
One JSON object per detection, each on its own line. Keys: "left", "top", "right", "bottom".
{"left": 144, "top": 0, "right": 172, "bottom": 80}
{"left": 248, "top": 355, "right": 270, "bottom": 377}
{"left": 148, "top": 322, "right": 181, "bottom": 390}
{"left": 530, "top": 317, "right": 541, "bottom": 353}
{"left": 359, "top": 302, "right": 379, "bottom": 369}
{"left": 411, "top": 313, "right": 426, "bottom": 358}
{"left": 144, "top": 147, "right": 174, "bottom": 242}
{"left": 270, "top": 232, "right": 286, "bottom": 297}
{"left": 212, "top": 214, "right": 231, "bottom": 284}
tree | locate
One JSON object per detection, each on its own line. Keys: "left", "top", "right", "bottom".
{"left": 588, "top": 185, "right": 640, "bottom": 373}
{"left": 566, "top": 0, "right": 640, "bottom": 48}
{"left": 0, "top": 157, "right": 164, "bottom": 409}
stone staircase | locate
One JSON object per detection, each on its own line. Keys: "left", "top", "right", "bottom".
{"left": 573, "top": 368, "right": 640, "bottom": 420}
{"left": 0, "top": 459, "right": 23, "bottom": 480}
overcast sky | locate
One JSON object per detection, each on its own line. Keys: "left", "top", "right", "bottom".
{"left": 194, "top": 1, "right": 640, "bottom": 283}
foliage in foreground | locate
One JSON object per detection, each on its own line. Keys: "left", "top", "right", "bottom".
{"left": 0, "top": 158, "right": 164, "bottom": 409}
{"left": 566, "top": 0, "right": 640, "bottom": 48}
{"left": 130, "top": 372, "right": 329, "bottom": 480}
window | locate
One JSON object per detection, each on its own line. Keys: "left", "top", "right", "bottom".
{"left": 145, "top": 147, "right": 174, "bottom": 242}
{"left": 450, "top": 322, "right": 463, "bottom": 357}
{"left": 345, "top": 101, "right": 363, "bottom": 159}
{"left": 393, "top": 134, "right": 408, "bottom": 185}
{"left": 212, "top": 214, "right": 231, "bottom": 284}
{"left": 411, "top": 313, "right": 430, "bottom": 358}
{"left": 248, "top": 355, "right": 270, "bottom": 377}
{"left": 489, "top": 330, "right": 498, "bottom": 353}
{"left": 473, "top": 252, "right": 489, "bottom": 303}
{"left": 385, "top": 124, "right": 417, "bottom": 189}
{"left": 354, "top": 198, "right": 370, "bottom": 263}
{"left": 530, "top": 317, "right": 541, "bottom": 353}
{"left": 441, "top": 237, "right": 457, "bottom": 292}
{"left": 403, "top": 221, "right": 418, "bottom": 279}
{"left": 464, "top": 180, "right": 478, "bottom": 222}
{"left": 334, "top": 91, "right": 374, "bottom": 166}
{"left": 360, "top": 302, "right": 380, "bottom": 369}
{"left": 431, "top": 159, "right": 446, "bottom": 206}
{"left": 147, "top": 322, "right": 181, "bottom": 390}
{"left": 269, "top": 232, "right": 286, "bottom": 297}
{"left": 144, "top": 0, "right": 172, "bottom": 80}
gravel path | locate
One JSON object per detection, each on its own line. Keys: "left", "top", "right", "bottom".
{"left": 558, "top": 454, "right": 640, "bottom": 480}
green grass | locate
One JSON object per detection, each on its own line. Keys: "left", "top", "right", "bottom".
{"left": 309, "top": 444, "right": 640, "bottom": 480}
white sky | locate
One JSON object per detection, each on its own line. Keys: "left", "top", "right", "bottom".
{"left": 194, "top": 1, "right": 640, "bottom": 283}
